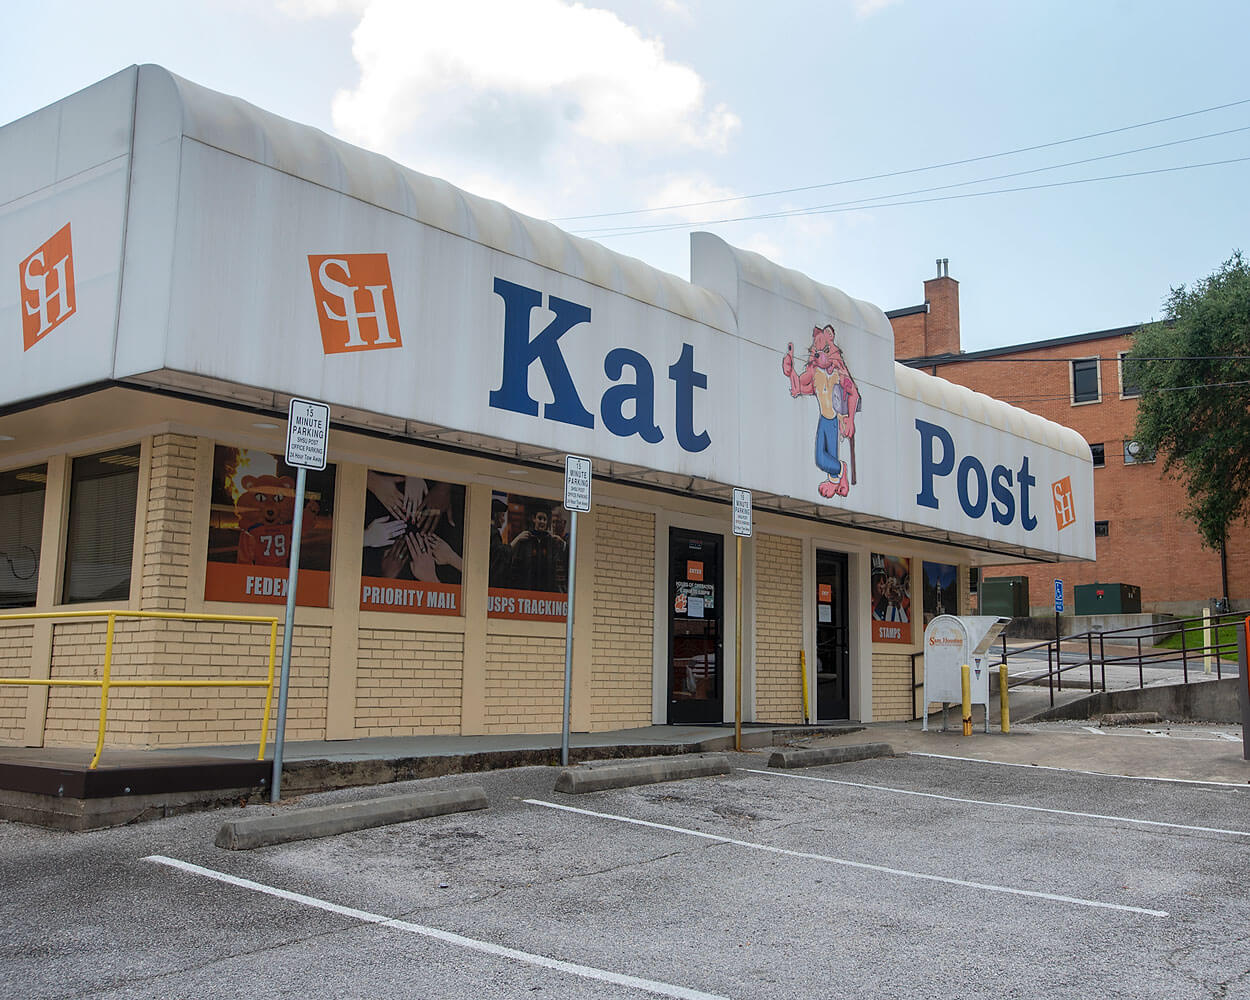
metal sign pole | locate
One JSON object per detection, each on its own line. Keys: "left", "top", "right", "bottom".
{"left": 560, "top": 454, "right": 591, "bottom": 768}
{"left": 561, "top": 509, "right": 578, "bottom": 767}
{"left": 730, "top": 488, "right": 752, "bottom": 753}
{"left": 735, "top": 534, "right": 743, "bottom": 751}
{"left": 270, "top": 464, "right": 306, "bottom": 803}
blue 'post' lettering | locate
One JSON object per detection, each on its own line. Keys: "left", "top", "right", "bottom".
{"left": 915, "top": 419, "right": 954, "bottom": 509}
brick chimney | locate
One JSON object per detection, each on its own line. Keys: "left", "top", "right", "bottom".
{"left": 888, "top": 258, "right": 961, "bottom": 360}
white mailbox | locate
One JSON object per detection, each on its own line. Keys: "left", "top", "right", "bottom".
{"left": 921, "top": 615, "right": 1011, "bottom": 732}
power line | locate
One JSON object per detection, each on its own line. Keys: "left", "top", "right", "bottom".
{"left": 576, "top": 155, "right": 1250, "bottom": 238}
{"left": 550, "top": 96, "right": 1250, "bottom": 223}
{"left": 992, "top": 379, "right": 1250, "bottom": 405}
{"left": 913, "top": 355, "right": 1250, "bottom": 364}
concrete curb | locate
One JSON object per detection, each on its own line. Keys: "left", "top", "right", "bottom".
{"left": 767, "top": 742, "right": 894, "bottom": 769}
{"left": 214, "top": 785, "right": 488, "bottom": 850}
{"left": 1099, "top": 711, "right": 1163, "bottom": 726}
{"left": 554, "top": 753, "right": 730, "bottom": 793}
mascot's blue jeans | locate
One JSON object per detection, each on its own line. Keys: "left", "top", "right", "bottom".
{"left": 815, "top": 415, "right": 842, "bottom": 477}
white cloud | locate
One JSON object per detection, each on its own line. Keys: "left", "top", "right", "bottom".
{"left": 853, "top": 0, "right": 902, "bottom": 17}
{"left": 329, "top": 0, "right": 738, "bottom": 158}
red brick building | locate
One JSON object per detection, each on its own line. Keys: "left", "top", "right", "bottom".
{"left": 888, "top": 262, "right": 1247, "bottom": 617}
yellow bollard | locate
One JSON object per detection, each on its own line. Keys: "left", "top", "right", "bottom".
{"left": 800, "top": 650, "right": 810, "bottom": 725}
{"left": 961, "top": 664, "right": 972, "bottom": 736}
{"left": 1000, "top": 662, "right": 1010, "bottom": 733}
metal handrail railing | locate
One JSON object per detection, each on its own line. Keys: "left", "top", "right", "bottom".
{"left": 999, "top": 609, "right": 1244, "bottom": 707}
{"left": 0, "top": 609, "right": 280, "bottom": 768}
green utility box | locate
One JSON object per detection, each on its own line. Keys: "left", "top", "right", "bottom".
{"left": 979, "top": 576, "right": 1029, "bottom": 618}
{"left": 1074, "top": 582, "right": 1142, "bottom": 615}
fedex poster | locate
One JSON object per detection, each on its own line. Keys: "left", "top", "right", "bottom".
{"left": 204, "top": 445, "right": 336, "bottom": 606}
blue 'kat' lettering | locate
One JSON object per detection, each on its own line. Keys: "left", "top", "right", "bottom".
{"left": 490, "top": 277, "right": 710, "bottom": 453}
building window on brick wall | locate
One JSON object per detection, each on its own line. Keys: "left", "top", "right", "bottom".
{"left": 63, "top": 445, "right": 141, "bottom": 604}
{"left": 1118, "top": 352, "right": 1141, "bottom": 398}
{"left": 0, "top": 463, "right": 47, "bottom": 608}
{"left": 1094, "top": 520, "right": 1109, "bottom": 537}
{"left": 1090, "top": 442, "right": 1105, "bottom": 467}
{"left": 1071, "top": 358, "right": 1101, "bottom": 404}
{"left": 1123, "top": 439, "right": 1156, "bottom": 465}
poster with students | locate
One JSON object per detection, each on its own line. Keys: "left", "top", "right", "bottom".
{"left": 204, "top": 445, "right": 336, "bottom": 606}
{"left": 870, "top": 552, "right": 911, "bottom": 643}
{"left": 359, "top": 471, "right": 465, "bottom": 615}
{"left": 487, "top": 492, "right": 569, "bottom": 621}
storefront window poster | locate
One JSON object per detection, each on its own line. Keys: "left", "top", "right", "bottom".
{"left": 922, "top": 561, "right": 958, "bottom": 627}
{"left": 205, "top": 446, "right": 335, "bottom": 606}
{"left": 870, "top": 552, "right": 911, "bottom": 643}
{"left": 360, "top": 471, "right": 465, "bottom": 615}
{"left": 487, "top": 492, "right": 569, "bottom": 621}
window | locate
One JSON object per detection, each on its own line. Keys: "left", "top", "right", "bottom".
{"left": 62, "top": 446, "right": 140, "bottom": 604}
{"left": 1094, "top": 520, "right": 1109, "bottom": 537}
{"left": 968, "top": 567, "right": 979, "bottom": 593}
{"left": 0, "top": 464, "right": 47, "bottom": 608}
{"left": 1123, "top": 440, "right": 1156, "bottom": 465}
{"left": 1119, "top": 352, "right": 1141, "bottom": 398}
{"left": 1071, "top": 358, "right": 1100, "bottom": 404}
{"left": 1090, "top": 443, "right": 1105, "bottom": 468}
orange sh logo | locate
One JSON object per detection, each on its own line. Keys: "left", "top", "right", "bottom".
{"left": 308, "top": 253, "right": 402, "bottom": 355}
{"left": 1052, "top": 476, "right": 1075, "bottom": 530}
{"left": 20, "top": 223, "right": 76, "bottom": 351}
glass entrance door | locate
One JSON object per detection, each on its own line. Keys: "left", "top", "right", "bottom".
{"left": 815, "top": 549, "right": 850, "bottom": 721}
{"left": 668, "top": 527, "right": 724, "bottom": 724}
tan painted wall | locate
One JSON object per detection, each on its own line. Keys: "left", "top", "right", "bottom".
{"left": 355, "top": 628, "right": 463, "bottom": 736}
{"left": 871, "top": 652, "right": 915, "bottom": 722}
{"left": 483, "top": 634, "right": 565, "bottom": 733}
{"left": 0, "top": 624, "right": 34, "bottom": 743}
{"left": 589, "top": 506, "right": 654, "bottom": 731}
{"left": 755, "top": 534, "right": 804, "bottom": 723}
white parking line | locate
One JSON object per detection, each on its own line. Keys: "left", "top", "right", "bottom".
{"left": 908, "top": 752, "right": 1250, "bottom": 788}
{"left": 739, "top": 768, "right": 1250, "bottom": 838}
{"left": 146, "top": 855, "right": 728, "bottom": 1000}
{"left": 524, "top": 800, "right": 1167, "bottom": 919}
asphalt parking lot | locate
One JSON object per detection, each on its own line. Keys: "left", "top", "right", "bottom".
{"left": 3, "top": 743, "right": 1250, "bottom": 1000}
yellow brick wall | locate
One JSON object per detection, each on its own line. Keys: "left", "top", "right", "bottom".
{"left": 0, "top": 623, "right": 34, "bottom": 743}
{"left": 356, "top": 629, "right": 463, "bottom": 736}
{"left": 755, "top": 534, "right": 804, "bottom": 723}
{"left": 142, "top": 433, "right": 197, "bottom": 611}
{"left": 871, "top": 652, "right": 916, "bottom": 722}
{"left": 483, "top": 634, "right": 565, "bottom": 734}
{"left": 589, "top": 506, "right": 654, "bottom": 730}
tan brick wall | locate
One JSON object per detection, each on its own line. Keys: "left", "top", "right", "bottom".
{"left": 356, "top": 629, "right": 463, "bottom": 736}
{"left": 0, "top": 624, "right": 35, "bottom": 743}
{"left": 589, "top": 506, "right": 654, "bottom": 730}
{"left": 41, "top": 617, "right": 321, "bottom": 749}
{"left": 755, "top": 534, "right": 804, "bottom": 723}
{"left": 483, "top": 634, "right": 565, "bottom": 734}
{"left": 871, "top": 652, "right": 915, "bottom": 722}
{"left": 142, "top": 433, "right": 197, "bottom": 611}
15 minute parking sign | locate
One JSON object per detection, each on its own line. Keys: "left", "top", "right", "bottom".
{"left": 564, "top": 455, "right": 592, "bottom": 512}
{"left": 285, "top": 398, "right": 330, "bottom": 471}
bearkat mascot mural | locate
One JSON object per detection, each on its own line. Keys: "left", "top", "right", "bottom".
{"left": 782, "top": 324, "right": 861, "bottom": 498}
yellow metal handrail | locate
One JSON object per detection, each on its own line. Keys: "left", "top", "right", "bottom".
{"left": 0, "top": 609, "right": 280, "bottom": 769}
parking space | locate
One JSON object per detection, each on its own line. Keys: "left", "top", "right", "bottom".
{"left": 4, "top": 750, "right": 1250, "bottom": 999}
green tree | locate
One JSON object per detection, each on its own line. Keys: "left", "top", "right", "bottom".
{"left": 1128, "top": 251, "right": 1250, "bottom": 597}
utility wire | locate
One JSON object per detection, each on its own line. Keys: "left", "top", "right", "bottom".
{"left": 911, "top": 355, "right": 1250, "bottom": 363}
{"left": 550, "top": 96, "right": 1250, "bottom": 222}
{"left": 577, "top": 155, "right": 1250, "bottom": 238}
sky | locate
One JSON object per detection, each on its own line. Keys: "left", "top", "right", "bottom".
{"left": 5, "top": 0, "right": 1248, "bottom": 351}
